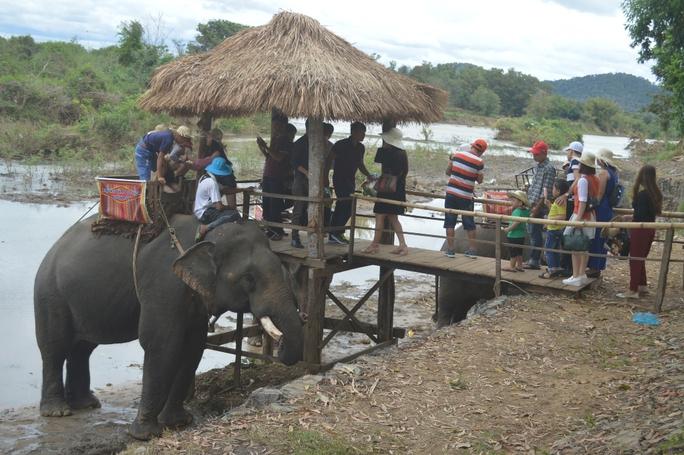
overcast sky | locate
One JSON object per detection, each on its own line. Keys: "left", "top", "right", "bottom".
{"left": 0, "top": 0, "right": 655, "bottom": 82}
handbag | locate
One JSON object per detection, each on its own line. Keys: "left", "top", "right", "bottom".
{"left": 563, "top": 228, "right": 590, "bottom": 251}
{"left": 374, "top": 173, "right": 397, "bottom": 194}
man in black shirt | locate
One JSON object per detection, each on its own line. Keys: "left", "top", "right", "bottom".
{"left": 328, "top": 122, "right": 370, "bottom": 244}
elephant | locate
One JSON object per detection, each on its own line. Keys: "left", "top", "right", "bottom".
{"left": 436, "top": 275, "right": 495, "bottom": 327}
{"left": 34, "top": 215, "right": 304, "bottom": 440}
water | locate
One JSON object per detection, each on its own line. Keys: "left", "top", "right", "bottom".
{"left": 0, "top": 200, "right": 235, "bottom": 409}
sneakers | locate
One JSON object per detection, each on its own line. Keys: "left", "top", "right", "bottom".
{"left": 616, "top": 291, "right": 639, "bottom": 299}
{"left": 291, "top": 237, "right": 304, "bottom": 249}
{"left": 464, "top": 249, "right": 477, "bottom": 259}
{"left": 562, "top": 275, "right": 589, "bottom": 287}
{"left": 444, "top": 250, "right": 456, "bottom": 258}
{"left": 328, "top": 233, "right": 349, "bottom": 245}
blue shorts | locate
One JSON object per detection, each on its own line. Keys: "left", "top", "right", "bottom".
{"left": 444, "top": 195, "right": 475, "bottom": 231}
{"left": 135, "top": 143, "right": 155, "bottom": 180}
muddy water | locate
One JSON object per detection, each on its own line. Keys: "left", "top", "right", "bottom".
{"left": 0, "top": 200, "right": 239, "bottom": 411}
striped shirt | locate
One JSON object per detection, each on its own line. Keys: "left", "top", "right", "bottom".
{"left": 446, "top": 151, "right": 484, "bottom": 199}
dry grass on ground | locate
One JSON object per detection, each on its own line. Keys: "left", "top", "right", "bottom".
{"left": 130, "top": 243, "right": 684, "bottom": 454}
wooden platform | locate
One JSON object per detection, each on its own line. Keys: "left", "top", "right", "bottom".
{"left": 269, "top": 236, "right": 595, "bottom": 294}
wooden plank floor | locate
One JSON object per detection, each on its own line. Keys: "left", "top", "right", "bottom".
{"left": 269, "top": 236, "right": 594, "bottom": 293}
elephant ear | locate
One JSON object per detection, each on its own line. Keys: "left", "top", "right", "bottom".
{"left": 172, "top": 241, "right": 216, "bottom": 301}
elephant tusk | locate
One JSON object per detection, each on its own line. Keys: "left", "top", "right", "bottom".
{"left": 260, "top": 316, "right": 283, "bottom": 342}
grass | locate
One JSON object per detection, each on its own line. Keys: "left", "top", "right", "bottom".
{"left": 658, "top": 429, "right": 684, "bottom": 454}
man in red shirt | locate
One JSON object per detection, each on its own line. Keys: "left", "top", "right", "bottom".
{"left": 444, "top": 139, "right": 487, "bottom": 258}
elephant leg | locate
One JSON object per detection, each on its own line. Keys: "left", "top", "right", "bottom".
{"left": 65, "top": 340, "right": 101, "bottom": 410}
{"left": 159, "top": 314, "right": 207, "bottom": 429}
{"left": 129, "top": 317, "right": 186, "bottom": 441}
{"left": 39, "top": 350, "right": 71, "bottom": 417}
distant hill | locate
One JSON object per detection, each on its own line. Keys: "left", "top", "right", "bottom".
{"left": 546, "top": 73, "right": 661, "bottom": 112}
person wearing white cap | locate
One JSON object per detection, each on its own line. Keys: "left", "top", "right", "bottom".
{"left": 562, "top": 151, "right": 599, "bottom": 287}
{"left": 557, "top": 140, "right": 583, "bottom": 276}
{"left": 362, "top": 127, "right": 410, "bottom": 255}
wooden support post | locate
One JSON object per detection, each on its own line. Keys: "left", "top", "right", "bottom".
{"left": 197, "top": 112, "right": 213, "bottom": 158}
{"left": 348, "top": 196, "right": 358, "bottom": 261}
{"left": 307, "top": 117, "right": 325, "bottom": 259}
{"left": 434, "top": 275, "right": 440, "bottom": 323}
{"left": 494, "top": 218, "right": 502, "bottom": 297}
{"left": 241, "top": 192, "right": 250, "bottom": 221}
{"left": 303, "top": 268, "right": 328, "bottom": 365}
{"left": 378, "top": 217, "right": 396, "bottom": 342}
{"left": 654, "top": 228, "right": 674, "bottom": 313}
{"left": 233, "top": 312, "right": 243, "bottom": 388}
{"left": 262, "top": 332, "right": 273, "bottom": 358}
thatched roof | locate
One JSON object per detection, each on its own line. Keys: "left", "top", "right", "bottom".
{"left": 139, "top": 12, "right": 447, "bottom": 123}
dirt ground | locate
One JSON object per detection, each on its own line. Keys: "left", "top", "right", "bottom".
{"left": 131, "top": 243, "right": 684, "bottom": 454}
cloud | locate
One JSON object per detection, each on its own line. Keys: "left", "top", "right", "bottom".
{"left": 0, "top": 0, "right": 654, "bottom": 82}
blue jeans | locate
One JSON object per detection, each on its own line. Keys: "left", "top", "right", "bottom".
{"left": 134, "top": 143, "right": 154, "bottom": 180}
{"left": 544, "top": 229, "right": 563, "bottom": 270}
{"left": 527, "top": 222, "right": 544, "bottom": 266}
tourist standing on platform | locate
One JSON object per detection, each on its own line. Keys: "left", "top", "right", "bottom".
{"left": 502, "top": 190, "right": 530, "bottom": 272}
{"left": 363, "top": 128, "right": 410, "bottom": 256}
{"left": 562, "top": 151, "right": 599, "bottom": 287}
{"left": 617, "top": 164, "right": 662, "bottom": 299}
{"left": 134, "top": 126, "right": 193, "bottom": 182}
{"left": 524, "top": 140, "right": 557, "bottom": 270}
{"left": 258, "top": 116, "right": 294, "bottom": 240}
{"left": 443, "top": 139, "right": 487, "bottom": 258}
{"left": 587, "top": 148, "right": 621, "bottom": 278}
{"left": 540, "top": 179, "right": 569, "bottom": 278}
{"left": 328, "top": 122, "right": 371, "bottom": 244}
{"left": 558, "top": 141, "right": 583, "bottom": 276}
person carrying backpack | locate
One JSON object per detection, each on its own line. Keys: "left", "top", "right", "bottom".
{"left": 587, "top": 149, "right": 621, "bottom": 278}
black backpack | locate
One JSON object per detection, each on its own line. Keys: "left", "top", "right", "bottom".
{"left": 608, "top": 182, "right": 625, "bottom": 208}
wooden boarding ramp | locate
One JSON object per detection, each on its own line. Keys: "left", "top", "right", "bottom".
{"left": 268, "top": 238, "right": 595, "bottom": 294}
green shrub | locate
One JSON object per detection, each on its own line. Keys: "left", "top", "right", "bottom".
{"left": 494, "top": 116, "right": 583, "bottom": 149}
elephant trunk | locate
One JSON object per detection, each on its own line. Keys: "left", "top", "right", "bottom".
{"left": 253, "top": 288, "right": 303, "bottom": 366}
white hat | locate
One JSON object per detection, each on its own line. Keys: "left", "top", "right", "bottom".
{"left": 578, "top": 150, "right": 596, "bottom": 168}
{"left": 381, "top": 128, "right": 404, "bottom": 150}
{"left": 564, "top": 141, "right": 584, "bottom": 154}
{"left": 596, "top": 148, "right": 620, "bottom": 170}
{"left": 175, "top": 125, "right": 192, "bottom": 139}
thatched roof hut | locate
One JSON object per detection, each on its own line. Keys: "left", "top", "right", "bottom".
{"left": 139, "top": 12, "right": 447, "bottom": 123}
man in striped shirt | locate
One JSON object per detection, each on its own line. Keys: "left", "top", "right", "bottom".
{"left": 444, "top": 139, "right": 487, "bottom": 258}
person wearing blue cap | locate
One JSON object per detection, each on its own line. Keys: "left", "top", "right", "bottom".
{"left": 193, "top": 157, "right": 240, "bottom": 241}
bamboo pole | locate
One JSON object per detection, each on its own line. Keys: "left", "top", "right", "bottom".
{"left": 494, "top": 218, "right": 502, "bottom": 297}
{"left": 655, "top": 228, "right": 674, "bottom": 313}
{"left": 356, "top": 195, "right": 684, "bottom": 230}
{"left": 307, "top": 117, "right": 325, "bottom": 259}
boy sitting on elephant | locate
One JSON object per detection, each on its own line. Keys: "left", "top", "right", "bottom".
{"left": 193, "top": 157, "right": 240, "bottom": 241}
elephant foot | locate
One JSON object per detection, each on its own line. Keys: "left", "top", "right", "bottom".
{"left": 159, "top": 407, "right": 194, "bottom": 429}
{"left": 129, "top": 417, "right": 162, "bottom": 441}
{"left": 67, "top": 391, "right": 101, "bottom": 410}
{"left": 40, "top": 397, "right": 73, "bottom": 417}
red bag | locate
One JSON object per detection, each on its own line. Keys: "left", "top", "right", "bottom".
{"left": 374, "top": 174, "right": 398, "bottom": 194}
{"left": 483, "top": 191, "right": 513, "bottom": 216}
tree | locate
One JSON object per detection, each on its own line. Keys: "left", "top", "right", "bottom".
{"left": 469, "top": 86, "right": 501, "bottom": 115}
{"left": 187, "top": 20, "right": 249, "bottom": 53}
{"left": 117, "top": 21, "right": 144, "bottom": 66}
{"left": 623, "top": 0, "right": 684, "bottom": 133}
{"left": 584, "top": 98, "right": 621, "bottom": 132}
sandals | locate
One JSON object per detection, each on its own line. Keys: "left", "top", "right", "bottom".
{"left": 502, "top": 267, "right": 518, "bottom": 273}
{"left": 362, "top": 243, "right": 380, "bottom": 254}
{"left": 539, "top": 269, "right": 564, "bottom": 279}
{"left": 391, "top": 246, "right": 409, "bottom": 256}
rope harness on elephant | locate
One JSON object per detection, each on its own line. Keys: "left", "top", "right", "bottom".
{"left": 132, "top": 195, "right": 187, "bottom": 302}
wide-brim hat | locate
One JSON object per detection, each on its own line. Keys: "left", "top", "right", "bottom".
{"left": 175, "top": 125, "right": 192, "bottom": 139}
{"left": 381, "top": 127, "right": 404, "bottom": 149}
{"left": 507, "top": 190, "right": 529, "bottom": 207}
{"left": 596, "top": 148, "right": 620, "bottom": 170}
{"left": 578, "top": 150, "right": 597, "bottom": 168}
{"left": 206, "top": 157, "right": 232, "bottom": 176}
